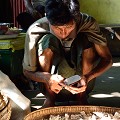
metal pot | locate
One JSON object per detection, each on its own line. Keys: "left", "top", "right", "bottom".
{"left": 0, "top": 23, "right": 9, "bottom": 35}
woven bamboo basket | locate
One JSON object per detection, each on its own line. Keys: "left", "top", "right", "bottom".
{"left": 0, "top": 92, "right": 11, "bottom": 120}
{"left": 24, "top": 105, "right": 120, "bottom": 120}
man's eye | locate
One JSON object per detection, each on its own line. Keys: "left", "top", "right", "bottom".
{"left": 55, "top": 26, "right": 60, "bottom": 30}
{"left": 66, "top": 25, "right": 72, "bottom": 28}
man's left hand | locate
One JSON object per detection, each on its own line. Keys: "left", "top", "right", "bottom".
{"left": 64, "top": 76, "right": 87, "bottom": 94}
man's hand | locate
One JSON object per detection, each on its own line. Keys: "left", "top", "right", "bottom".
{"left": 49, "top": 74, "right": 64, "bottom": 94}
{"left": 63, "top": 76, "right": 87, "bottom": 94}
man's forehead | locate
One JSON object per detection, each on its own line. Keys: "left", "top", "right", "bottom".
{"left": 50, "top": 20, "right": 75, "bottom": 27}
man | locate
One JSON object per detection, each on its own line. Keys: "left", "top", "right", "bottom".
{"left": 17, "top": 0, "right": 45, "bottom": 31}
{"left": 23, "top": 0, "right": 113, "bottom": 108}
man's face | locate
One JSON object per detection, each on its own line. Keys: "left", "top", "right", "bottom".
{"left": 50, "top": 20, "right": 76, "bottom": 40}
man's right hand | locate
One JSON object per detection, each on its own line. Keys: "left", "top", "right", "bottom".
{"left": 49, "top": 74, "right": 64, "bottom": 94}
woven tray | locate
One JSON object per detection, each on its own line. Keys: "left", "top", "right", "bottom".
{"left": 24, "top": 105, "right": 120, "bottom": 120}
{"left": 0, "top": 93, "right": 11, "bottom": 120}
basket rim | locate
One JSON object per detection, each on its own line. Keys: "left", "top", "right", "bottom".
{"left": 24, "top": 105, "right": 120, "bottom": 120}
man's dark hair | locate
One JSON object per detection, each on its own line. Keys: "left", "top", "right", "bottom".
{"left": 45, "top": 0, "right": 80, "bottom": 25}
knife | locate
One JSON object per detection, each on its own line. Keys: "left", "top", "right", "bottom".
{"left": 64, "top": 75, "right": 81, "bottom": 85}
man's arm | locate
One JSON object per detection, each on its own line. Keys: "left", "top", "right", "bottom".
{"left": 23, "top": 70, "right": 64, "bottom": 94}
{"left": 64, "top": 44, "right": 113, "bottom": 95}
{"left": 23, "top": 70, "right": 51, "bottom": 84}
{"left": 84, "top": 44, "right": 113, "bottom": 83}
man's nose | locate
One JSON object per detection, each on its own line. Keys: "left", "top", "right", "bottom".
{"left": 60, "top": 28, "right": 68, "bottom": 39}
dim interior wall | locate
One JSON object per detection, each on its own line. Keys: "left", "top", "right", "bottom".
{"left": 79, "top": 0, "right": 120, "bottom": 24}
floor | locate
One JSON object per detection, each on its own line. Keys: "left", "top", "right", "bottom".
{"left": 22, "top": 57, "right": 120, "bottom": 109}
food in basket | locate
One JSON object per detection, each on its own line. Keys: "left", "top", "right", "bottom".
{"left": 24, "top": 106, "right": 120, "bottom": 120}
{"left": 42, "top": 111, "right": 120, "bottom": 120}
